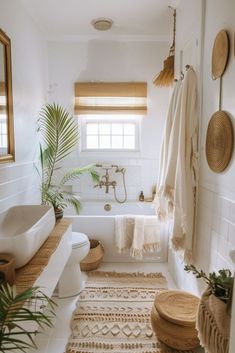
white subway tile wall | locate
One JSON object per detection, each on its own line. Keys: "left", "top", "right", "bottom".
{"left": 168, "top": 186, "right": 235, "bottom": 296}
{"left": 60, "top": 158, "right": 158, "bottom": 204}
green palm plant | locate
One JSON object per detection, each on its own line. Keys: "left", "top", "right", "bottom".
{"left": 38, "top": 103, "right": 99, "bottom": 215}
{"left": 0, "top": 284, "right": 56, "bottom": 352}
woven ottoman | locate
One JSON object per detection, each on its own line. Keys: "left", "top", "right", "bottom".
{"left": 151, "top": 290, "right": 200, "bottom": 351}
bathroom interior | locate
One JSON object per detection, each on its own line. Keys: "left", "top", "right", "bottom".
{"left": 0, "top": 0, "right": 235, "bottom": 353}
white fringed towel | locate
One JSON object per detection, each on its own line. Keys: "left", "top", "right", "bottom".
{"left": 131, "top": 216, "right": 161, "bottom": 260}
{"left": 171, "top": 66, "right": 198, "bottom": 261}
{"left": 115, "top": 215, "right": 134, "bottom": 253}
{"left": 154, "top": 66, "right": 198, "bottom": 262}
{"left": 153, "top": 81, "right": 182, "bottom": 220}
{"left": 115, "top": 215, "right": 161, "bottom": 260}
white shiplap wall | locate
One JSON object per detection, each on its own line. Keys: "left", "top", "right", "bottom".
{"left": 0, "top": 162, "right": 40, "bottom": 214}
{"left": 0, "top": 0, "right": 48, "bottom": 213}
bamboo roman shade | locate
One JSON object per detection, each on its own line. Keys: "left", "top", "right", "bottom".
{"left": 74, "top": 82, "right": 147, "bottom": 115}
{"left": 0, "top": 82, "right": 5, "bottom": 95}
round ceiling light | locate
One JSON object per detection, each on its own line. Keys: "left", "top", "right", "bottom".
{"left": 91, "top": 18, "right": 113, "bottom": 31}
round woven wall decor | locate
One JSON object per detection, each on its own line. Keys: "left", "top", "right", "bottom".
{"left": 212, "top": 30, "right": 229, "bottom": 80}
{"left": 206, "top": 111, "right": 234, "bottom": 173}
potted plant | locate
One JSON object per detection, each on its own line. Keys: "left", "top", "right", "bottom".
{"left": 0, "top": 283, "right": 56, "bottom": 352}
{"left": 37, "top": 103, "right": 99, "bottom": 218}
{"left": 184, "top": 264, "right": 233, "bottom": 303}
{"left": 184, "top": 265, "right": 233, "bottom": 353}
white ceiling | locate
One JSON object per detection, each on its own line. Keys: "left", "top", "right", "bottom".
{"left": 20, "top": 0, "right": 175, "bottom": 41}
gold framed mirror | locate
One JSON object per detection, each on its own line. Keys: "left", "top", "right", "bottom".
{"left": 0, "top": 28, "right": 14, "bottom": 163}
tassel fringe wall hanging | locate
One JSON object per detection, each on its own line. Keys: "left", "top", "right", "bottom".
{"left": 153, "top": 7, "right": 176, "bottom": 87}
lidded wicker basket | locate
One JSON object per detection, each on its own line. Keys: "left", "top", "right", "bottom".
{"left": 151, "top": 290, "right": 200, "bottom": 351}
{"left": 80, "top": 239, "right": 104, "bottom": 271}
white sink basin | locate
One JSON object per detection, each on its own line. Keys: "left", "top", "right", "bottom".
{"left": 0, "top": 205, "right": 55, "bottom": 268}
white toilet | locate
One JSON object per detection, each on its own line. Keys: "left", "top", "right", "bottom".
{"left": 57, "top": 231, "right": 90, "bottom": 298}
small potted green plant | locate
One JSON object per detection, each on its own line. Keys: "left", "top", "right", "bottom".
{"left": 184, "top": 264, "right": 233, "bottom": 303}
{"left": 0, "top": 283, "right": 56, "bottom": 352}
{"left": 37, "top": 103, "right": 99, "bottom": 219}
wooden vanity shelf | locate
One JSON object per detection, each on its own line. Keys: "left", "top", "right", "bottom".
{"left": 15, "top": 218, "right": 72, "bottom": 293}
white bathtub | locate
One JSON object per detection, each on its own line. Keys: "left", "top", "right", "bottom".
{"left": 66, "top": 201, "right": 168, "bottom": 263}
{"left": 74, "top": 201, "right": 155, "bottom": 216}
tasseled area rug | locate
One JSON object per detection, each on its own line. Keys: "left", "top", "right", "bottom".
{"left": 66, "top": 271, "right": 193, "bottom": 353}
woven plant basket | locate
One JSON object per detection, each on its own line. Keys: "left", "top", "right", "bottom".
{"left": 196, "top": 289, "right": 231, "bottom": 353}
{"left": 80, "top": 239, "right": 104, "bottom": 271}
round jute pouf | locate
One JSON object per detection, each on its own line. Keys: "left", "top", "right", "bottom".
{"left": 151, "top": 290, "right": 200, "bottom": 351}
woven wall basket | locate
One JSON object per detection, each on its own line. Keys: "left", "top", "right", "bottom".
{"left": 212, "top": 30, "right": 229, "bottom": 80}
{"left": 206, "top": 111, "right": 234, "bottom": 173}
{"left": 80, "top": 239, "right": 104, "bottom": 271}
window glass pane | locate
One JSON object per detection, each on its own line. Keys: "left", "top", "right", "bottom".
{"left": 87, "top": 135, "right": 98, "bottom": 149}
{"left": 124, "top": 123, "right": 135, "bottom": 135}
{"left": 2, "top": 135, "right": 8, "bottom": 148}
{"left": 2, "top": 122, "right": 7, "bottom": 134}
{"left": 100, "top": 135, "right": 111, "bottom": 149}
{"left": 87, "top": 123, "right": 98, "bottom": 135}
{"left": 112, "top": 124, "right": 123, "bottom": 135}
{"left": 112, "top": 135, "right": 123, "bottom": 149}
{"left": 83, "top": 116, "right": 138, "bottom": 151}
{"left": 0, "top": 96, "right": 6, "bottom": 105}
{"left": 124, "top": 135, "right": 135, "bottom": 149}
{"left": 99, "top": 123, "right": 110, "bottom": 135}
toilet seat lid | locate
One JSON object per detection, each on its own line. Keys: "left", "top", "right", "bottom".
{"left": 71, "top": 232, "right": 89, "bottom": 249}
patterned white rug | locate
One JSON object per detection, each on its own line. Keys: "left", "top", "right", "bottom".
{"left": 66, "top": 271, "right": 191, "bottom": 353}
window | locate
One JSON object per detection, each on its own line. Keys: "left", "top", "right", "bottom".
{"left": 81, "top": 116, "right": 140, "bottom": 151}
{"left": 75, "top": 82, "right": 146, "bottom": 152}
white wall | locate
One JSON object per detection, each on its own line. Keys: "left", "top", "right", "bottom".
{"left": 47, "top": 39, "right": 169, "bottom": 203}
{"left": 0, "top": 0, "right": 48, "bottom": 213}
{"left": 168, "top": 0, "right": 235, "bottom": 295}
{"left": 197, "top": 0, "right": 235, "bottom": 275}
